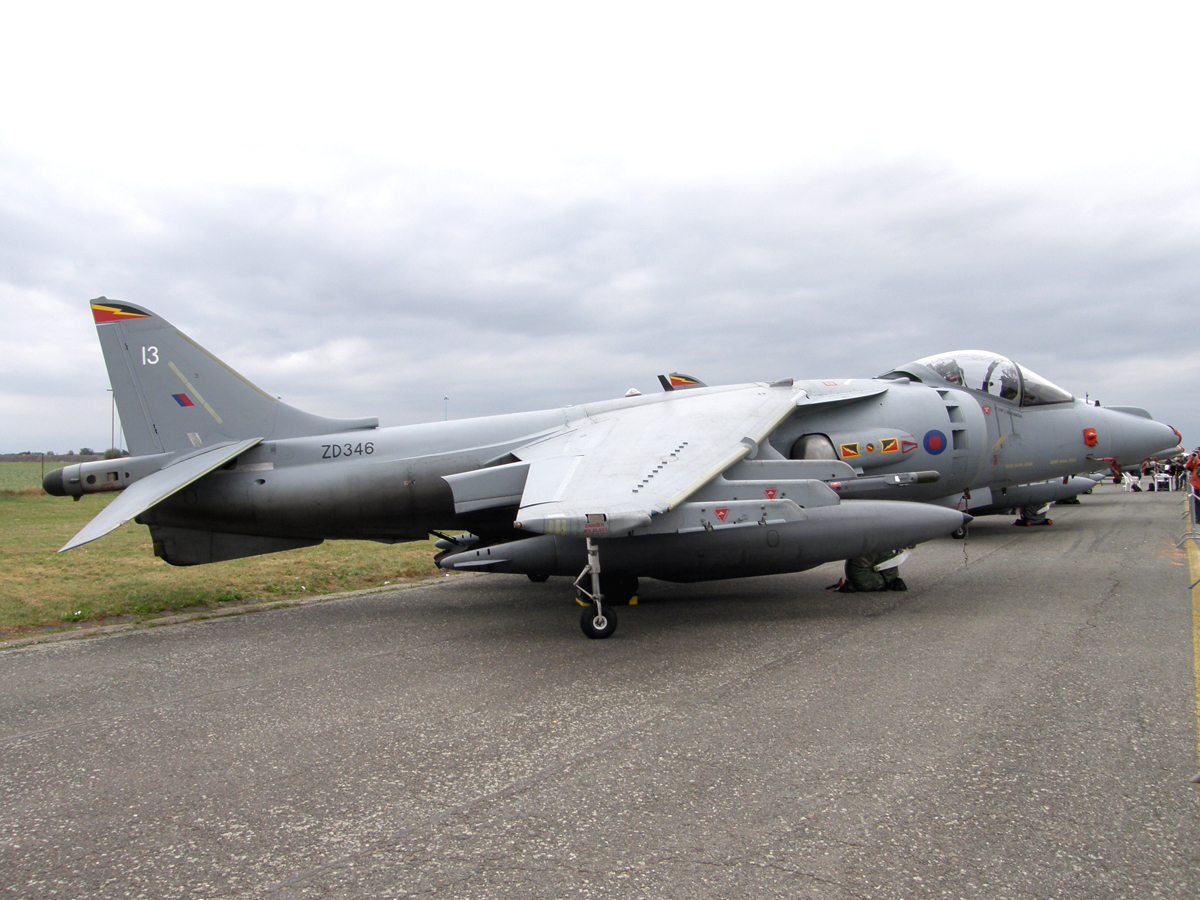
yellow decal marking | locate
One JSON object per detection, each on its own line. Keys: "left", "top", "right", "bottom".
{"left": 840, "top": 443, "right": 860, "bottom": 459}
{"left": 1004, "top": 462, "right": 1033, "bottom": 469}
{"left": 168, "top": 361, "right": 224, "bottom": 425}
{"left": 880, "top": 438, "right": 899, "bottom": 453}
{"left": 1188, "top": 539, "right": 1200, "bottom": 773}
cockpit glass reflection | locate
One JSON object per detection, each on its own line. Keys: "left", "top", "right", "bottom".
{"left": 895, "top": 351, "right": 1073, "bottom": 407}
{"left": 1017, "top": 365, "right": 1074, "bottom": 406}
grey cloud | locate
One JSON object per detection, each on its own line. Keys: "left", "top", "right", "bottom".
{"left": 3, "top": 153, "right": 1198, "bottom": 451}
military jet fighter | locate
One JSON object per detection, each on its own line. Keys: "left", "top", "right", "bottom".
{"left": 44, "top": 302, "right": 1178, "bottom": 639}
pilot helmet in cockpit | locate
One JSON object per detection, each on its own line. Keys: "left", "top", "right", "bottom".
{"left": 984, "top": 359, "right": 1021, "bottom": 401}
{"left": 927, "top": 357, "right": 967, "bottom": 387}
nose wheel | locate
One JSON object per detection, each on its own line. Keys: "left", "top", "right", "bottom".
{"left": 574, "top": 537, "right": 621, "bottom": 639}
{"left": 580, "top": 604, "right": 618, "bottom": 639}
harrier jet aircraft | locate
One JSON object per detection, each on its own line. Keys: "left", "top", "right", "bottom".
{"left": 45, "top": 302, "right": 1178, "bottom": 638}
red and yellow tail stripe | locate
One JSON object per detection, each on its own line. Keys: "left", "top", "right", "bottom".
{"left": 91, "top": 302, "right": 150, "bottom": 324}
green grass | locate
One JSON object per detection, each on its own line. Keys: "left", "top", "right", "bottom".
{"left": 0, "top": 461, "right": 63, "bottom": 494}
{"left": 0, "top": 477, "right": 446, "bottom": 635}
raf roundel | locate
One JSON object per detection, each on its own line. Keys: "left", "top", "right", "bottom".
{"left": 923, "top": 429, "right": 948, "bottom": 455}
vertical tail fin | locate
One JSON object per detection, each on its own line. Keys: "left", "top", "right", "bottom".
{"left": 90, "top": 298, "right": 377, "bottom": 454}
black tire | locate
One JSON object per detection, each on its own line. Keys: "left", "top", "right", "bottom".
{"left": 580, "top": 605, "right": 618, "bottom": 639}
{"left": 951, "top": 526, "right": 966, "bottom": 540}
{"left": 527, "top": 573, "right": 550, "bottom": 583}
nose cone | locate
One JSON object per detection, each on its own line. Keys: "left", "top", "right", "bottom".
{"left": 42, "top": 468, "right": 66, "bottom": 496}
{"left": 1103, "top": 409, "right": 1181, "bottom": 464}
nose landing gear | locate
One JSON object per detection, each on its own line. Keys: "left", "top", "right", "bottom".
{"left": 574, "top": 537, "right": 619, "bottom": 639}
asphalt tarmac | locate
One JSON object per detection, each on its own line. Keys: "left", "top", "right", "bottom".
{"left": 2, "top": 484, "right": 1198, "bottom": 899}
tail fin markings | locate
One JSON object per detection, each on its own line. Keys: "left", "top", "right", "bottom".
{"left": 89, "top": 298, "right": 377, "bottom": 455}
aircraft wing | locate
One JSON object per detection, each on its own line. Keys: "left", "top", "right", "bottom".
{"left": 59, "top": 438, "right": 262, "bottom": 552}
{"left": 511, "top": 384, "right": 806, "bottom": 536}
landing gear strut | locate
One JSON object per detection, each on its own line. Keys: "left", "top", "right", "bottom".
{"left": 574, "top": 538, "right": 617, "bottom": 639}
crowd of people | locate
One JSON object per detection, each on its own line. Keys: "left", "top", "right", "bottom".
{"left": 1138, "top": 449, "right": 1200, "bottom": 525}
{"left": 1125, "top": 451, "right": 1200, "bottom": 495}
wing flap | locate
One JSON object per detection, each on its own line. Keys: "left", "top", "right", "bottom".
{"left": 512, "top": 384, "right": 805, "bottom": 536}
{"left": 521, "top": 456, "right": 583, "bottom": 506}
{"left": 59, "top": 438, "right": 262, "bottom": 552}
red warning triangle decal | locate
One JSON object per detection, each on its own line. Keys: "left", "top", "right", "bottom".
{"left": 714, "top": 507, "right": 729, "bottom": 522}
{"left": 764, "top": 488, "right": 777, "bottom": 499}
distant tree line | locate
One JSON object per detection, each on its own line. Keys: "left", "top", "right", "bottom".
{"left": 0, "top": 448, "right": 129, "bottom": 462}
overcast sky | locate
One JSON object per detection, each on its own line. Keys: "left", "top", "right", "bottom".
{"left": 2, "top": 3, "right": 1198, "bottom": 453}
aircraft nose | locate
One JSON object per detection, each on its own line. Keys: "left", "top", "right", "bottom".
{"left": 1102, "top": 409, "right": 1181, "bottom": 463}
{"left": 42, "top": 467, "right": 66, "bottom": 496}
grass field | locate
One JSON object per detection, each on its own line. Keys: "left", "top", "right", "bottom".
{"left": 0, "top": 461, "right": 63, "bottom": 495}
{"left": 0, "top": 463, "right": 445, "bottom": 635}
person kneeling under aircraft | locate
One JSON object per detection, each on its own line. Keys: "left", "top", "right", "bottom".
{"left": 1014, "top": 503, "right": 1053, "bottom": 527}
{"left": 827, "top": 548, "right": 909, "bottom": 593}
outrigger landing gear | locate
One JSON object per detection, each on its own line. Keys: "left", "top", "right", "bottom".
{"left": 575, "top": 537, "right": 617, "bottom": 639}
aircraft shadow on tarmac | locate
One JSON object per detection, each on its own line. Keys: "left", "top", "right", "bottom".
{"left": 491, "top": 567, "right": 917, "bottom": 630}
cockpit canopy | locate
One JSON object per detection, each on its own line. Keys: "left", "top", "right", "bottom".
{"left": 883, "top": 350, "right": 1074, "bottom": 407}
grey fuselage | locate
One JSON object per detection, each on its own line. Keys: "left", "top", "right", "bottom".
{"left": 132, "top": 375, "right": 1177, "bottom": 544}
